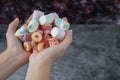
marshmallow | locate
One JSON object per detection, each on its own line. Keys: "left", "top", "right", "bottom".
{"left": 54, "top": 18, "right": 70, "bottom": 31}
{"left": 24, "top": 42, "right": 32, "bottom": 51}
{"left": 23, "top": 33, "right": 31, "bottom": 42}
{"left": 51, "top": 27, "right": 65, "bottom": 40}
{"left": 31, "top": 31, "right": 42, "bottom": 43}
{"left": 39, "top": 13, "right": 57, "bottom": 25}
{"left": 33, "top": 10, "right": 44, "bottom": 19}
{"left": 45, "top": 14, "right": 55, "bottom": 24}
{"left": 48, "top": 38, "right": 59, "bottom": 47}
{"left": 48, "top": 12, "right": 59, "bottom": 19}
{"left": 27, "top": 19, "right": 39, "bottom": 33}
{"left": 38, "top": 42, "right": 45, "bottom": 52}
{"left": 39, "top": 15, "right": 47, "bottom": 25}
{"left": 17, "top": 36, "right": 24, "bottom": 42}
{"left": 15, "top": 25, "right": 27, "bottom": 37}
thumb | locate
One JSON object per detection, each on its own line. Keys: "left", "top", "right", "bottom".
{"left": 7, "top": 18, "right": 19, "bottom": 35}
{"left": 59, "top": 30, "right": 73, "bottom": 49}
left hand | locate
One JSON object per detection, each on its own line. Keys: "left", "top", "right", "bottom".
{"left": 5, "top": 16, "right": 32, "bottom": 64}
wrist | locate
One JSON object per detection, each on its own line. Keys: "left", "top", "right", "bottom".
{"left": 1, "top": 49, "right": 25, "bottom": 66}
{"left": 0, "top": 50, "right": 24, "bottom": 79}
{"left": 26, "top": 58, "right": 52, "bottom": 80}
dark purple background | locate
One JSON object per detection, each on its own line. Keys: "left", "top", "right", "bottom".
{"left": 0, "top": 0, "right": 120, "bottom": 24}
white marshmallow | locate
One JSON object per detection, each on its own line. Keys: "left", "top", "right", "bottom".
{"left": 39, "top": 15, "right": 47, "bottom": 25}
{"left": 51, "top": 27, "right": 65, "bottom": 40}
{"left": 33, "top": 10, "right": 44, "bottom": 19}
{"left": 27, "top": 19, "right": 39, "bottom": 33}
{"left": 55, "top": 18, "right": 70, "bottom": 31}
{"left": 60, "top": 19, "right": 70, "bottom": 31}
{"left": 48, "top": 12, "right": 59, "bottom": 19}
{"left": 39, "top": 13, "right": 59, "bottom": 25}
{"left": 15, "top": 27, "right": 26, "bottom": 37}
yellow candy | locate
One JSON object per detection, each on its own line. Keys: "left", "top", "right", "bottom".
{"left": 31, "top": 31, "right": 42, "bottom": 43}
{"left": 24, "top": 42, "right": 32, "bottom": 51}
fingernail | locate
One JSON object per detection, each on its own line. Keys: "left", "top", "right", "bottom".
{"left": 15, "top": 18, "right": 20, "bottom": 23}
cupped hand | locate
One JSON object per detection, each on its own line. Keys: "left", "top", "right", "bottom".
{"left": 5, "top": 16, "right": 32, "bottom": 64}
{"left": 29, "top": 30, "right": 73, "bottom": 64}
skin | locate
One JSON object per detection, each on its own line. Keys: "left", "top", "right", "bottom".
{"left": 0, "top": 15, "right": 32, "bottom": 80}
{"left": 0, "top": 15, "right": 73, "bottom": 80}
{"left": 25, "top": 30, "right": 73, "bottom": 80}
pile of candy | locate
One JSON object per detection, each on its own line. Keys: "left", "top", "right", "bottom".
{"left": 15, "top": 10, "right": 71, "bottom": 53}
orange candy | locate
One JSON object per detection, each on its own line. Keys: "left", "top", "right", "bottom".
{"left": 38, "top": 42, "right": 45, "bottom": 52}
{"left": 48, "top": 38, "right": 59, "bottom": 47}
{"left": 31, "top": 41, "right": 37, "bottom": 47}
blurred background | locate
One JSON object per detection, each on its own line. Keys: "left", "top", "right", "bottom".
{"left": 1, "top": 1, "right": 120, "bottom": 80}
{"left": 0, "top": 0, "right": 120, "bottom": 24}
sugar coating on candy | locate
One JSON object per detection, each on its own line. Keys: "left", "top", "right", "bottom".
{"left": 48, "top": 38, "right": 59, "bottom": 47}
{"left": 33, "top": 10, "right": 44, "bottom": 19}
{"left": 51, "top": 27, "right": 65, "bottom": 40}
{"left": 31, "top": 31, "right": 42, "bottom": 43}
{"left": 27, "top": 19, "right": 39, "bottom": 33}
{"left": 24, "top": 42, "right": 32, "bottom": 51}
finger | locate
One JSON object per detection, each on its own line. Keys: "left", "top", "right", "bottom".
{"left": 59, "top": 30, "right": 73, "bottom": 49}
{"left": 25, "top": 14, "right": 33, "bottom": 25}
{"left": 7, "top": 18, "right": 19, "bottom": 35}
